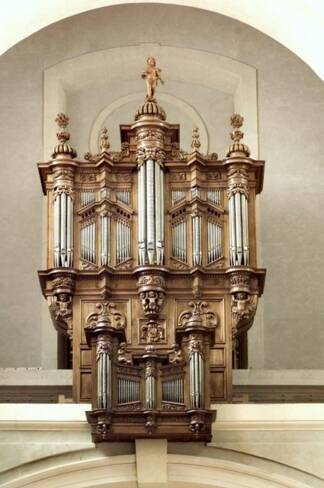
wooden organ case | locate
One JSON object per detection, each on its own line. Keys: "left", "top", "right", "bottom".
{"left": 38, "top": 59, "right": 266, "bottom": 442}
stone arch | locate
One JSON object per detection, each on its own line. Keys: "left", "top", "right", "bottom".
{"left": 0, "top": 450, "right": 318, "bottom": 488}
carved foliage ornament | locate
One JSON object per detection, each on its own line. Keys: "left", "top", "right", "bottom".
{"left": 136, "top": 147, "right": 166, "bottom": 167}
{"left": 188, "top": 334, "right": 203, "bottom": 357}
{"left": 96, "top": 334, "right": 113, "bottom": 358}
{"left": 229, "top": 272, "right": 251, "bottom": 288}
{"left": 137, "top": 275, "right": 166, "bottom": 288}
{"left": 86, "top": 301, "right": 126, "bottom": 330}
{"left": 227, "top": 169, "right": 249, "bottom": 199}
{"left": 178, "top": 301, "right": 218, "bottom": 330}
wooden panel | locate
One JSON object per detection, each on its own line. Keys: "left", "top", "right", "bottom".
{"left": 210, "top": 369, "right": 226, "bottom": 401}
{"left": 80, "top": 371, "right": 92, "bottom": 402}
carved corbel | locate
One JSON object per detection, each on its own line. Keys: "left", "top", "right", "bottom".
{"left": 49, "top": 293, "right": 73, "bottom": 337}
{"left": 231, "top": 292, "right": 258, "bottom": 337}
{"left": 229, "top": 270, "right": 254, "bottom": 294}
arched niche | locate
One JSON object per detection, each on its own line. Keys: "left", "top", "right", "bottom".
{"left": 43, "top": 44, "right": 258, "bottom": 159}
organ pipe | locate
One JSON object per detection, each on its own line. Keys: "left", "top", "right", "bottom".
{"left": 229, "top": 192, "right": 249, "bottom": 266}
{"left": 190, "top": 351, "right": 204, "bottom": 409}
{"left": 172, "top": 220, "right": 187, "bottom": 263}
{"left": 162, "top": 377, "right": 184, "bottom": 403}
{"left": 97, "top": 352, "right": 111, "bottom": 409}
{"left": 80, "top": 221, "right": 96, "bottom": 264}
{"left": 118, "top": 378, "right": 140, "bottom": 404}
{"left": 207, "top": 221, "right": 222, "bottom": 263}
{"left": 100, "top": 214, "right": 111, "bottom": 266}
{"left": 146, "top": 159, "right": 155, "bottom": 264}
{"left": 192, "top": 215, "right": 202, "bottom": 266}
{"left": 53, "top": 191, "right": 74, "bottom": 267}
{"left": 137, "top": 158, "right": 165, "bottom": 265}
{"left": 116, "top": 220, "right": 131, "bottom": 264}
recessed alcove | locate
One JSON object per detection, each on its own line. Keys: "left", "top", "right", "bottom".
{"left": 44, "top": 44, "right": 258, "bottom": 158}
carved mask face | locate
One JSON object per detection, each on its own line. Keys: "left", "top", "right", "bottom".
{"left": 147, "top": 57, "right": 156, "bottom": 67}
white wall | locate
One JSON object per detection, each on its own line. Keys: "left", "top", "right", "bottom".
{"left": 0, "top": 4, "right": 323, "bottom": 369}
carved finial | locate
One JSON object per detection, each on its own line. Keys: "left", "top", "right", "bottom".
{"left": 52, "top": 113, "right": 77, "bottom": 159}
{"left": 55, "top": 113, "right": 70, "bottom": 143}
{"left": 226, "top": 113, "right": 250, "bottom": 158}
{"left": 141, "top": 57, "right": 164, "bottom": 101}
{"left": 230, "top": 114, "right": 244, "bottom": 142}
{"left": 99, "top": 127, "right": 110, "bottom": 152}
{"left": 191, "top": 127, "right": 201, "bottom": 151}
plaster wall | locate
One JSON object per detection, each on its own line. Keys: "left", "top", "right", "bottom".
{"left": 0, "top": 4, "right": 323, "bottom": 369}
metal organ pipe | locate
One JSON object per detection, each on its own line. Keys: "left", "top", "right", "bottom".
{"left": 97, "top": 351, "right": 111, "bottom": 409}
{"left": 53, "top": 194, "right": 60, "bottom": 267}
{"left": 53, "top": 190, "right": 74, "bottom": 268}
{"left": 190, "top": 351, "right": 204, "bottom": 409}
{"left": 192, "top": 215, "right": 202, "bottom": 266}
{"left": 229, "top": 192, "right": 249, "bottom": 266}
{"left": 242, "top": 194, "right": 249, "bottom": 265}
{"left": 146, "top": 159, "right": 155, "bottom": 264}
{"left": 155, "top": 162, "right": 162, "bottom": 265}
{"left": 80, "top": 221, "right": 96, "bottom": 264}
{"left": 138, "top": 164, "right": 146, "bottom": 265}
{"left": 137, "top": 158, "right": 165, "bottom": 266}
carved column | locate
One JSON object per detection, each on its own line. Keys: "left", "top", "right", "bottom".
{"left": 85, "top": 302, "right": 126, "bottom": 410}
{"left": 177, "top": 301, "right": 218, "bottom": 413}
{"left": 143, "top": 346, "right": 158, "bottom": 410}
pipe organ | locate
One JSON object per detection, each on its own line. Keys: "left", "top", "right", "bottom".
{"left": 38, "top": 58, "right": 266, "bottom": 442}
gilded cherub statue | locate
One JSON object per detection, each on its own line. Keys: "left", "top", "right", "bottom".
{"left": 142, "top": 57, "right": 164, "bottom": 100}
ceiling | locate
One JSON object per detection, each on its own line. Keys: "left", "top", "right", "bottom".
{"left": 1, "top": 1, "right": 324, "bottom": 81}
